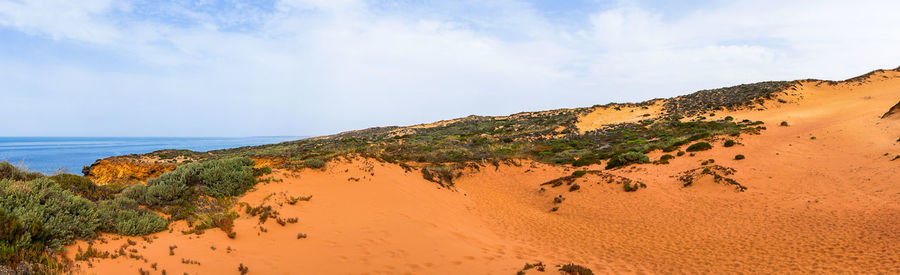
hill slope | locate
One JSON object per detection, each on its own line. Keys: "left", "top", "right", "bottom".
{"left": 64, "top": 67, "right": 900, "bottom": 274}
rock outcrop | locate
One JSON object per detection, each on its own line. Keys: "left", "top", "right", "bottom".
{"left": 82, "top": 157, "right": 177, "bottom": 186}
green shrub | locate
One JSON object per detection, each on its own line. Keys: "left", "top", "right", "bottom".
{"left": 0, "top": 178, "right": 100, "bottom": 250}
{"left": 723, "top": 140, "right": 736, "bottom": 147}
{"left": 0, "top": 162, "right": 43, "bottom": 181}
{"left": 780, "top": 121, "right": 789, "bottom": 126}
{"left": 97, "top": 197, "right": 167, "bottom": 236}
{"left": 676, "top": 151, "right": 685, "bottom": 156}
{"left": 605, "top": 152, "right": 650, "bottom": 169}
{"left": 685, "top": 142, "right": 712, "bottom": 152}
{"left": 303, "top": 158, "right": 326, "bottom": 169}
{"left": 734, "top": 154, "right": 745, "bottom": 160}
{"left": 196, "top": 157, "right": 259, "bottom": 197}
{"left": 0, "top": 208, "right": 55, "bottom": 268}
{"left": 572, "top": 156, "right": 601, "bottom": 167}
{"left": 571, "top": 170, "right": 587, "bottom": 177}
{"left": 559, "top": 263, "right": 593, "bottom": 275}
{"left": 623, "top": 181, "right": 646, "bottom": 192}
{"left": 569, "top": 184, "right": 581, "bottom": 192}
{"left": 660, "top": 154, "right": 675, "bottom": 161}
{"left": 49, "top": 174, "right": 114, "bottom": 201}
{"left": 126, "top": 157, "right": 261, "bottom": 207}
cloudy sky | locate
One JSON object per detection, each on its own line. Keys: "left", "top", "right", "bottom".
{"left": 1, "top": 0, "right": 899, "bottom": 137}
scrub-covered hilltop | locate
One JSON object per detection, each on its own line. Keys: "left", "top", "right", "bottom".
{"left": 85, "top": 79, "right": 799, "bottom": 187}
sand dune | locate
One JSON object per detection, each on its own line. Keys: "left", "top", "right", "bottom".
{"left": 68, "top": 70, "right": 899, "bottom": 274}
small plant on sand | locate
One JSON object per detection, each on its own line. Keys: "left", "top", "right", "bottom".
{"left": 553, "top": 195, "right": 565, "bottom": 204}
{"left": 780, "top": 121, "right": 789, "bottom": 126}
{"left": 297, "top": 233, "right": 307, "bottom": 239}
{"left": 238, "top": 263, "right": 249, "bottom": 275}
{"left": 723, "top": 139, "right": 736, "bottom": 147}
{"left": 286, "top": 195, "right": 312, "bottom": 205}
{"left": 676, "top": 150, "right": 685, "bottom": 156}
{"left": 75, "top": 245, "right": 109, "bottom": 261}
{"left": 656, "top": 154, "right": 675, "bottom": 164}
{"left": 623, "top": 181, "right": 646, "bottom": 192}
{"left": 524, "top": 262, "right": 546, "bottom": 272}
{"left": 518, "top": 262, "right": 546, "bottom": 274}
{"left": 734, "top": 154, "right": 745, "bottom": 160}
{"left": 569, "top": 183, "right": 581, "bottom": 192}
{"left": 685, "top": 142, "right": 712, "bottom": 152}
{"left": 559, "top": 263, "right": 593, "bottom": 275}
{"left": 550, "top": 206, "right": 559, "bottom": 212}
{"left": 571, "top": 170, "right": 587, "bottom": 177}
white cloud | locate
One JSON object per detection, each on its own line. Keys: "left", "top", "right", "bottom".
{"left": 0, "top": 0, "right": 122, "bottom": 43}
{"left": 0, "top": 0, "right": 898, "bottom": 136}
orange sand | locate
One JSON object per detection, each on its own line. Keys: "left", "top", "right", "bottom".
{"left": 68, "top": 71, "right": 900, "bottom": 274}
{"left": 576, "top": 100, "right": 664, "bottom": 133}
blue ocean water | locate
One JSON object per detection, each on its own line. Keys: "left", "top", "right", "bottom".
{"left": 0, "top": 137, "right": 302, "bottom": 175}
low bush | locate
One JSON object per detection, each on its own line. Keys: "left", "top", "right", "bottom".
{"left": 303, "top": 158, "right": 326, "bottom": 169}
{"left": 655, "top": 154, "right": 675, "bottom": 164}
{"left": 685, "top": 142, "right": 712, "bottom": 152}
{"left": 49, "top": 174, "right": 116, "bottom": 201}
{"left": 0, "top": 178, "right": 100, "bottom": 250}
{"left": 0, "top": 177, "right": 167, "bottom": 270}
{"left": 124, "top": 157, "right": 263, "bottom": 206}
{"left": 780, "top": 121, "right": 789, "bottom": 126}
{"left": 0, "top": 162, "right": 43, "bottom": 181}
{"left": 605, "top": 152, "right": 650, "bottom": 169}
{"left": 734, "top": 154, "right": 745, "bottom": 160}
{"left": 723, "top": 140, "right": 736, "bottom": 147}
{"left": 421, "top": 166, "right": 456, "bottom": 187}
{"left": 553, "top": 195, "right": 565, "bottom": 204}
{"left": 0, "top": 208, "right": 56, "bottom": 269}
{"left": 97, "top": 197, "right": 167, "bottom": 236}
{"left": 569, "top": 184, "right": 581, "bottom": 192}
{"left": 571, "top": 170, "right": 587, "bottom": 177}
{"left": 623, "top": 181, "right": 646, "bottom": 192}
{"left": 559, "top": 263, "right": 593, "bottom": 275}
{"left": 184, "top": 211, "right": 238, "bottom": 237}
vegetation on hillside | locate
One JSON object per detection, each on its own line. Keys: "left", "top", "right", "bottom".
{"left": 0, "top": 158, "right": 267, "bottom": 272}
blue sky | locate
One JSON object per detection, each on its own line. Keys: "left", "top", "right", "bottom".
{"left": 1, "top": 0, "right": 899, "bottom": 137}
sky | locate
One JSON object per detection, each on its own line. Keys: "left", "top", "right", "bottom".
{"left": 1, "top": 0, "right": 899, "bottom": 137}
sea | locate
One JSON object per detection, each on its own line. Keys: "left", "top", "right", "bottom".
{"left": 0, "top": 137, "right": 302, "bottom": 175}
